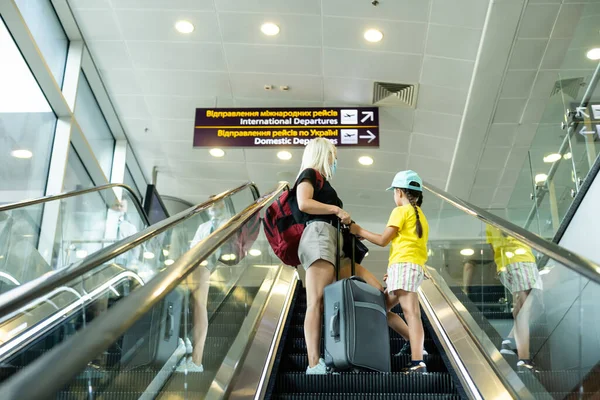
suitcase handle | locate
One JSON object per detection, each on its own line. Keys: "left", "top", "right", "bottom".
{"left": 165, "top": 302, "right": 174, "bottom": 341}
{"left": 349, "top": 276, "right": 366, "bottom": 284}
{"left": 329, "top": 302, "right": 340, "bottom": 340}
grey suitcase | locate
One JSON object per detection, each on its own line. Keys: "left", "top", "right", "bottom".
{"left": 323, "top": 222, "right": 391, "bottom": 373}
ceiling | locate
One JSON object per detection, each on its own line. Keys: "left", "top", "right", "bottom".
{"left": 67, "top": 0, "right": 600, "bottom": 233}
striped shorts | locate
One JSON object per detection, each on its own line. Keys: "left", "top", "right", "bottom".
{"left": 386, "top": 263, "right": 424, "bottom": 293}
{"left": 499, "top": 262, "right": 543, "bottom": 294}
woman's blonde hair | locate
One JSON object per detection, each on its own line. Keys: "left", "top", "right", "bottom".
{"left": 298, "top": 138, "right": 336, "bottom": 180}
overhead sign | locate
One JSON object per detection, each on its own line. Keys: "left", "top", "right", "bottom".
{"left": 571, "top": 103, "right": 600, "bottom": 142}
{"left": 193, "top": 107, "right": 379, "bottom": 148}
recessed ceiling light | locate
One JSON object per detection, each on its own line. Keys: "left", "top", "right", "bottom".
{"left": 200, "top": 260, "right": 208, "bottom": 267}
{"left": 535, "top": 173, "right": 548, "bottom": 184}
{"left": 162, "top": 249, "right": 170, "bottom": 257}
{"left": 515, "top": 248, "right": 526, "bottom": 255}
{"left": 358, "top": 156, "right": 373, "bottom": 166}
{"left": 175, "top": 20, "right": 194, "bottom": 34}
{"left": 364, "top": 29, "right": 383, "bottom": 43}
{"left": 164, "top": 259, "right": 175, "bottom": 266}
{"left": 586, "top": 48, "right": 600, "bottom": 60}
{"left": 11, "top": 149, "right": 32, "bottom": 159}
{"left": 143, "top": 251, "right": 155, "bottom": 260}
{"left": 564, "top": 152, "right": 572, "bottom": 160}
{"left": 261, "top": 22, "right": 280, "bottom": 36}
{"left": 210, "top": 148, "right": 225, "bottom": 158}
{"left": 75, "top": 249, "right": 88, "bottom": 259}
{"left": 543, "top": 153, "right": 561, "bottom": 163}
{"left": 460, "top": 248, "right": 475, "bottom": 256}
{"left": 277, "top": 150, "right": 292, "bottom": 160}
{"left": 249, "top": 249, "right": 262, "bottom": 257}
{"left": 539, "top": 268, "right": 551, "bottom": 275}
{"left": 505, "top": 251, "right": 514, "bottom": 259}
{"left": 221, "top": 254, "right": 237, "bottom": 261}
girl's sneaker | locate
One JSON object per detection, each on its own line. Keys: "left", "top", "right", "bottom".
{"left": 184, "top": 338, "right": 193, "bottom": 355}
{"left": 306, "top": 358, "right": 328, "bottom": 375}
{"left": 517, "top": 359, "right": 539, "bottom": 373}
{"left": 402, "top": 361, "right": 427, "bottom": 374}
{"left": 176, "top": 357, "right": 204, "bottom": 373}
{"left": 394, "top": 342, "right": 428, "bottom": 357}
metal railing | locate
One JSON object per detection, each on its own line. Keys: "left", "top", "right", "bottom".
{"left": 424, "top": 182, "right": 600, "bottom": 284}
{"left": 0, "top": 183, "right": 149, "bottom": 226}
{"left": 0, "top": 182, "right": 284, "bottom": 400}
{"left": 0, "top": 182, "right": 260, "bottom": 321}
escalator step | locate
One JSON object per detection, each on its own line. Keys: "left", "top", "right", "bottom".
{"left": 274, "top": 372, "right": 457, "bottom": 394}
{"left": 283, "top": 338, "right": 438, "bottom": 356}
{"left": 271, "top": 394, "right": 462, "bottom": 400}
{"left": 280, "top": 354, "right": 447, "bottom": 373}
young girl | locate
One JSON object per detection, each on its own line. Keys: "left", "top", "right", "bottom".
{"left": 350, "top": 170, "right": 429, "bottom": 374}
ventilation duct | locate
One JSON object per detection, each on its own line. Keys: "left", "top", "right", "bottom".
{"left": 551, "top": 77, "right": 585, "bottom": 100}
{"left": 372, "top": 82, "right": 418, "bottom": 108}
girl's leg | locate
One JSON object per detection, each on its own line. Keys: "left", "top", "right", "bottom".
{"left": 385, "top": 290, "right": 410, "bottom": 340}
{"left": 513, "top": 289, "right": 532, "bottom": 360}
{"left": 339, "top": 262, "right": 410, "bottom": 340}
{"left": 304, "top": 260, "right": 336, "bottom": 368}
{"left": 396, "top": 289, "right": 424, "bottom": 361}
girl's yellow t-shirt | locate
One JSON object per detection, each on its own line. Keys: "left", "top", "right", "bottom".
{"left": 387, "top": 204, "right": 429, "bottom": 266}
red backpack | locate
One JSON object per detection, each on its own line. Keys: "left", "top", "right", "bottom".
{"left": 263, "top": 170, "right": 324, "bottom": 266}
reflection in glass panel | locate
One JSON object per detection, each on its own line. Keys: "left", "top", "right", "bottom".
{"left": 123, "top": 166, "right": 141, "bottom": 201}
{"left": 0, "top": 17, "right": 57, "bottom": 203}
{"left": 75, "top": 72, "right": 115, "bottom": 178}
{"left": 14, "top": 0, "right": 69, "bottom": 86}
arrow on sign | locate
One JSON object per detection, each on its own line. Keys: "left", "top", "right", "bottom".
{"left": 361, "top": 111, "right": 374, "bottom": 123}
{"left": 575, "top": 106, "right": 589, "bottom": 119}
{"left": 579, "top": 126, "right": 596, "bottom": 135}
{"left": 359, "top": 130, "right": 376, "bottom": 143}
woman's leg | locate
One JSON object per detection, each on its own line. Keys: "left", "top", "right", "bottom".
{"left": 189, "top": 267, "right": 211, "bottom": 366}
{"left": 396, "top": 289, "right": 424, "bottom": 361}
{"left": 339, "top": 262, "right": 409, "bottom": 340}
{"left": 304, "top": 260, "right": 336, "bottom": 367}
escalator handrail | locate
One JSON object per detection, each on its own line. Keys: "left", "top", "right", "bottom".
{"left": 424, "top": 182, "right": 600, "bottom": 284}
{"left": 0, "top": 182, "right": 286, "bottom": 400}
{"left": 0, "top": 183, "right": 148, "bottom": 225}
{"left": 0, "top": 182, "right": 260, "bottom": 321}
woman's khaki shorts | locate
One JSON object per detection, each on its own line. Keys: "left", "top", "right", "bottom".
{"left": 298, "top": 221, "right": 346, "bottom": 271}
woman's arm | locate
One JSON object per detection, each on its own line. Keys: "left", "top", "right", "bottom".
{"left": 350, "top": 223, "right": 398, "bottom": 247}
{"left": 296, "top": 180, "right": 350, "bottom": 223}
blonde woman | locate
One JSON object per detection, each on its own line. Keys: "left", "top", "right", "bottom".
{"left": 295, "top": 138, "right": 409, "bottom": 374}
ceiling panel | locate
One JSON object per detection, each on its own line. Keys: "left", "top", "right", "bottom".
{"left": 153, "top": 118, "right": 195, "bottom": 141}
{"left": 409, "top": 133, "right": 456, "bottom": 163}
{"left": 87, "top": 41, "right": 133, "bottom": 70}
{"left": 426, "top": 24, "right": 482, "bottom": 61}
{"left": 416, "top": 84, "right": 468, "bottom": 116}
{"left": 508, "top": 39, "right": 547, "bottom": 70}
{"left": 379, "top": 130, "right": 411, "bottom": 152}
{"left": 112, "top": 0, "right": 214, "bottom": 10}
{"left": 144, "top": 95, "right": 224, "bottom": 119}
{"left": 379, "top": 108, "right": 415, "bottom": 133}
{"left": 518, "top": 4, "right": 560, "bottom": 39}
{"left": 500, "top": 70, "right": 537, "bottom": 99}
{"left": 323, "top": 17, "right": 426, "bottom": 54}
{"left": 70, "top": 9, "right": 120, "bottom": 40}
{"left": 225, "top": 44, "right": 322, "bottom": 75}
{"left": 541, "top": 38, "right": 572, "bottom": 70}
{"left": 114, "top": 10, "right": 220, "bottom": 41}
{"left": 128, "top": 42, "right": 227, "bottom": 70}
{"left": 99, "top": 69, "right": 143, "bottom": 95}
{"left": 337, "top": 149, "right": 408, "bottom": 173}
{"left": 552, "top": 4, "right": 585, "bottom": 39}
{"left": 407, "top": 155, "right": 451, "bottom": 182}
{"left": 323, "top": 78, "right": 372, "bottom": 104}
{"left": 229, "top": 73, "right": 323, "bottom": 101}
{"left": 493, "top": 98, "right": 527, "bottom": 124}
{"left": 413, "top": 110, "right": 462, "bottom": 139}
{"left": 429, "top": 0, "right": 489, "bottom": 30}
{"left": 499, "top": 168, "right": 522, "bottom": 188}
{"left": 322, "top": 0, "right": 429, "bottom": 22}
{"left": 138, "top": 70, "right": 231, "bottom": 97}
{"left": 478, "top": 146, "right": 511, "bottom": 170}
{"left": 219, "top": 13, "right": 322, "bottom": 46}
{"left": 420, "top": 56, "right": 475, "bottom": 90}
{"left": 486, "top": 123, "right": 518, "bottom": 147}
{"left": 215, "top": 0, "right": 321, "bottom": 15}
{"left": 474, "top": 168, "right": 502, "bottom": 187}
{"left": 112, "top": 95, "right": 150, "bottom": 119}
{"left": 324, "top": 49, "right": 422, "bottom": 82}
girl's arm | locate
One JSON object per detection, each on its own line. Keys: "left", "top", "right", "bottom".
{"left": 296, "top": 181, "right": 350, "bottom": 223}
{"left": 350, "top": 223, "right": 398, "bottom": 247}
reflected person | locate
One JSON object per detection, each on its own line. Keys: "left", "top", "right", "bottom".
{"left": 486, "top": 224, "right": 542, "bottom": 373}
{"left": 177, "top": 197, "right": 229, "bottom": 373}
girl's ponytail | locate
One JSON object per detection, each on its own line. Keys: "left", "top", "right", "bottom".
{"left": 401, "top": 184, "right": 424, "bottom": 238}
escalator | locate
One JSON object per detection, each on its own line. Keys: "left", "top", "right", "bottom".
{"left": 0, "top": 181, "right": 599, "bottom": 399}
{"left": 267, "top": 287, "right": 462, "bottom": 399}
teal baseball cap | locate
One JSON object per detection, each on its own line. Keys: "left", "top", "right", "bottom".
{"left": 386, "top": 170, "right": 423, "bottom": 192}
